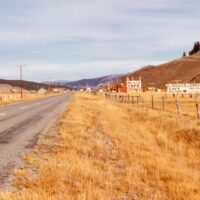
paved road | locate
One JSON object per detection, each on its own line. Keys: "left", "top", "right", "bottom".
{"left": 0, "top": 92, "right": 74, "bottom": 190}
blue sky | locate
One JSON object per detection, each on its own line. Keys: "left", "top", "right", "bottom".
{"left": 0, "top": 0, "right": 200, "bottom": 81}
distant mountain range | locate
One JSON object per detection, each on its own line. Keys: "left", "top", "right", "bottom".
{"left": 0, "top": 74, "right": 125, "bottom": 91}
{"left": 53, "top": 74, "right": 125, "bottom": 89}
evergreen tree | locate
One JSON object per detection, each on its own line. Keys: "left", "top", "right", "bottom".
{"left": 183, "top": 52, "right": 186, "bottom": 57}
{"left": 197, "top": 41, "right": 200, "bottom": 51}
{"left": 193, "top": 42, "right": 199, "bottom": 53}
{"left": 188, "top": 41, "right": 200, "bottom": 56}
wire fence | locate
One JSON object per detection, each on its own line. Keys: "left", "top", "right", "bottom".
{"left": 104, "top": 92, "right": 200, "bottom": 120}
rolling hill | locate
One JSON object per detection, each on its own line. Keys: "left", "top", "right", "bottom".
{"left": 0, "top": 79, "right": 49, "bottom": 90}
{"left": 123, "top": 51, "right": 200, "bottom": 89}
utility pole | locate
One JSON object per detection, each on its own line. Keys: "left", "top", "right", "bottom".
{"left": 48, "top": 76, "right": 51, "bottom": 93}
{"left": 20, "top": 64, "right": 25, "bottom": 99}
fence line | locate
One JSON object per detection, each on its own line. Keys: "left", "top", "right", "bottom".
{"left": 104, "top": 92, "right": 200, "bottom": 120}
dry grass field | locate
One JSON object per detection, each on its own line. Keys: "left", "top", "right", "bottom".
{"left": 110, "top": 92, "right": 200, "bottom": 120}
{"left": 0, "top": 93, "right": 58, "bottom": 105}
{"left": 0, "top": 93, "right": 199, "bottom": 200}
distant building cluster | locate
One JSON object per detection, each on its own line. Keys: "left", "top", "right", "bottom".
{"left": 166, "top": 83, "right": 200, "bottom": 93}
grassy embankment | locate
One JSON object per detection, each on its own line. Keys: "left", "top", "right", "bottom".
{"left": 0, "top": 93, "right": 199, "bottom": 200}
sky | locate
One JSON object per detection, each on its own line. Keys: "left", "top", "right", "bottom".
{"left": 0, "top": 0, "right": 200, "bottom": 82}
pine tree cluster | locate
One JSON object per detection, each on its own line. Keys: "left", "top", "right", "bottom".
{"left": 189, "top": 41, "right": 200, "bottom": 56}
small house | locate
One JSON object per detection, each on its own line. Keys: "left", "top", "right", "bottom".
{"left": 38, "top": 88, "right": 47, "bottom": 94}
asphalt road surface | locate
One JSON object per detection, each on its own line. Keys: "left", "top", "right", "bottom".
{"left": 0, "top": 92, "right": 74, "bottom": 190}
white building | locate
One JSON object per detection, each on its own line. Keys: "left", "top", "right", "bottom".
{"left": 38, "top": 87, "right": 47, "bottom": 94}
{"left": 86, "top": 87, "right": 92, "bottom": 93}
{"left": 166, "top": 83, "right": 200, "bottom": 93}
{"left": 126, "top": 77, "right": 142, "bottom": 92}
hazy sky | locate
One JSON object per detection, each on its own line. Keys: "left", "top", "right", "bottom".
{"left": 0, "top": 0, "right": 199, "bottom": 81}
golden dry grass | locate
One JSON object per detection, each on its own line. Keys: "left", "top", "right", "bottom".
{"left": 0, "top": 93, "right": 58, "bottom": 105}
{"left": 114, "top": 92, "right": 200, "bottom": 119}
{"left": 0, "top": 93, "right": 199, "bottom": 200}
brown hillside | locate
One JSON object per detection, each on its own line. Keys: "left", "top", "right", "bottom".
{"left": 125, "top": 51, "right": 200, "bottom": 89}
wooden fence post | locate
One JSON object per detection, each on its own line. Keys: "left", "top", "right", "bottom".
{"left": 175, "top": 99, "right": 182, "bottom": 118}
{"left": 195, "top": 95, "right": 200, "bottom": 120}
{"left": 196, "top": 103, "right": 200, "bottom": 120}
{"left": 132, "top": 96, "right": 134, "bottom": 105}
{"left": 140, "top": 96, "right": 142, "bottom": 107}
{"left": 137, "top": 96, "right": 140, "bottom": 108}
{"left": 141, "top": 96, "right": 144, "bottom": 107}
{"left": 151, "top": 95, "right": 154, "bottom": 109}
{"left": 162, "top": 96, "right": 165, "bottom": 111}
